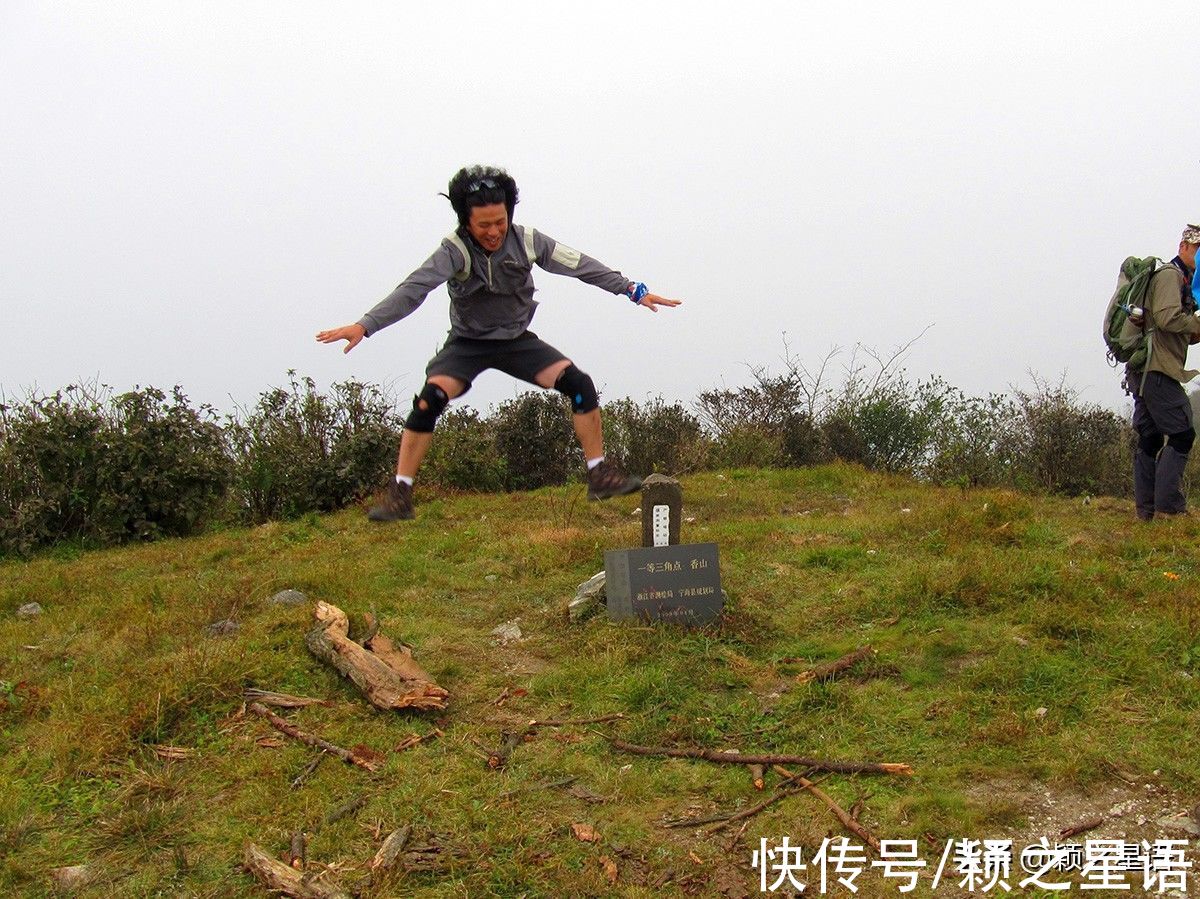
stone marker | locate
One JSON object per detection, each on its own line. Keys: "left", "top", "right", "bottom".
{"left": 641, "top": 474, "right": 682, "bottom": 547}
{"left": 605, "top": 543, "right": 722, "bottom": 626}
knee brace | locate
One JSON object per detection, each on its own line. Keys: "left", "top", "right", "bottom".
{"left": 1168, "top": 428, "right": 1196, "bottom": 454}
{"left": 404, "top": 383, "right": 449, "bottom": 432}
{"left": 1138, "top": 431, "right": 1166, "bottom": 457}
{"left": 554, "top": 364, "right": 599, "bottom": 414}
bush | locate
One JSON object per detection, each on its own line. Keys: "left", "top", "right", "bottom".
{"left": 490, "top": 391, "right": 580, "bottom": 490}
{"left": 926, "top": 392, "right": 1022, "bottom": 488}
{"left": 600, "top": 397, "right": 708, "bottom": 476}
{"left": 0, "top": 384, "right": 230, "bottom": 555}
{"left": 420, "top": 407, "right": 506, "bottom": 492}
{"left": 822, "top": 377, "right": 955, "bottom": 476}
{"left": 226, "top": 373, "right": 402, "bottom": 522}
{"left": 1009, "top": 381, "right": 1127, "bottom": 496}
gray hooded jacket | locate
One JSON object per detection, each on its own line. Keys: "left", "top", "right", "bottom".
{"left": 357, "top": 225, "right": 632, "bottom": 341}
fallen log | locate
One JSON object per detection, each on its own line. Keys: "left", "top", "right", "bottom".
{"left": 305, "top": 603, "right": 449, "bottom": 712}
{"left": 773, "top": 765, "right": 882, "bottom": 853}
{"left": 243, "top": 842, "right": 349, "bottom": 899}
{"left": 609, "top": 739, "right": 913, "bottom": 776}
{"left": 248, "top": 703, "right": 381, "bottom": 772}
{"left": 796, "top": 646, "right": 875, "bottom": 685}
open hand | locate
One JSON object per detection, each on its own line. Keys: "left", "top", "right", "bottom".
{"left": 316, "top": 323, "right": 366, "bottom": 354}
{"left": 637, "top": 293, "right": 683, "bottom": 313}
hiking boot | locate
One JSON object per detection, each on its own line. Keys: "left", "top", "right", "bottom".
{"left": 368, "top": 479, "right": 414, "bottom": 521}
{"left": 587, "top": 460, "right": 642, "bottom": 500}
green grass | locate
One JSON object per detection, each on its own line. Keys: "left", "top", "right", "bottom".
{"left": 2, "top": 464, "right": 1199, "bottom": 896}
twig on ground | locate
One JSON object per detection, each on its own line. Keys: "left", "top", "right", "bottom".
{"left": 498, "top": 776, "right": 580, "bottom": 801}
{"left": 486, "top": 731, "right": 526, "bottom": 769}
{"left": 528, "top": 712, "right": 627, "bottom": 728}
{"left": 248, "top": 702, "right": 381, "bottom": 772}
{"left": 773, "top": 765, "right": 881, "bottom": 853}
{"left": 291, "top": 752, "right": 327, "bottom": 790}
{"left": 244, "top": 688, "right": 331, "bottom": 709}
{"left": 1059, "top": 817, "right": 1105, "bottom": 839}
{"left": 323, "top": 795, "right": 368, "bottom": 827}
{"left": 610, "top": 739, "right": 913, "bottom": 777}
{"left": 796, "top": 646, "right": 875, "bottom": 685}
{"left": 749, "top": 763, "right": 766, "bottom": 791}
{"left": 395, "top": 728, "right": 444, "bottom": 752}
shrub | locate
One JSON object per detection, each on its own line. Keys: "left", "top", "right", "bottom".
{"left": 420, "top": 407, "right": 506, "bottom": 492}
{"left": 926, "top": 392, "right": 1022, "bottom": 489}
{"left": 0, "top": 384, "right": 229, "bottom": 555}
{"left": 1009, "top": 381, "right": 1127, "bottom": 496}
{"left": 226, "top": 373, "right": 402, "bottom": 522}
{"left": 490, "top": 391, "right": 580, "bottom": 490}
{"left": 600, "top": 397, "right": 708, "bottom": 476}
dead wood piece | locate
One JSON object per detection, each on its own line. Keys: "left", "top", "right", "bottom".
{"left": 248, "top": 703, "right": 380, "bottom": 772}
{"left": 152, "top": 744, "right": 195, "bottom": 761}
{"left": 289, "top": 831, "right": 307, "bottom": 870}
{"left": 1059, "top": 816, "right": 1105, "bottom": 839}
{"left": 370, "top": 826, "right": 412, "bottom": 873}
{"left": 486, "top": 731, "right": 526, "bottom": 769}
{"left": 243, "top": 842, "right": 349, "bottom": 899}
{"left": 244, "top": 688, "right": 331, "bottom": 709}
{"left": 749, "top": 763, "right": 766, "bottom": 791}
{"left": 610, "top": 739, "right": 913, "bottom": 777}
{"left": 395, "top": 728, "right": 443, "bottom": 752}
{"left": 797, "top": 646, "right": 875, "bottom": 685}
{"left": 323, "top": 795, "right": 368, "bottom": 826}
{"left": 306, "top": 601, "right": 449, "bottom": 712}
{"left": 773, "top": 764, "right": 882, "bottom": 853}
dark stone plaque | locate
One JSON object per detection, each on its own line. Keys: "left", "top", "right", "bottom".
{"left": 604, "top": 543, "right": 722, "bottom": 626}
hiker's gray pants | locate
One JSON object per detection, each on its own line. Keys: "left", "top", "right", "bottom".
{"left": 1132, "top": 371, "right": 1194, "bottom": 518}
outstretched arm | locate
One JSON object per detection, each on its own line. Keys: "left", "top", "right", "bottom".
{"left": 316, "top": 323, "right": 366, "bottom": 353}
{"left": 625, "top": 281, "right": 682, "bottom": 314}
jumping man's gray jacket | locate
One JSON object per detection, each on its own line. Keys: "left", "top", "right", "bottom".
{"left": 357, "top": 225, "right": 632, "bottom": 340}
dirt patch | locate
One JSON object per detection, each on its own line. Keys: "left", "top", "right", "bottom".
{"left": 966, "top": 776, "right": 1200, "bottom": 849}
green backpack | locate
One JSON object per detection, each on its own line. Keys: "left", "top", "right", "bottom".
{"left": 1103, "top": 255, "right": 1162, "bottom": 370}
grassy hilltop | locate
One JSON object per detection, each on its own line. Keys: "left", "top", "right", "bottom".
{"left": 2, "top": 465, "right": 1199, "bottom": 897}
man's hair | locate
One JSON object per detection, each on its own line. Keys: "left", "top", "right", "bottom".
{"left": 444, "top": 165, "right": 519, "bottom": 229}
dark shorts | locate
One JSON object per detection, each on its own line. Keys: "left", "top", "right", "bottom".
{"left": 1132, "top": 371, "right": 1194, "bottom": 437}
{"left": 424, "top": 331, "right": 569, "bottom": 392}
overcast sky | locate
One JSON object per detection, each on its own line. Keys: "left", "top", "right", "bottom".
{"left": 3, "top": 2, "right": 1199, "bottom": 420}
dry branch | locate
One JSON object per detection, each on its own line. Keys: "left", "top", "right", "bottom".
{"left": 773, "top": 765, "right": 882, "bottom": 853}
{"left": 244, "top": 688, "right": 331, "bottom": 709}
{"left": 243, "top": 842, "right": 349, "bottom": 899}
{"left": 609, "top": 739, "right": 913, "bottom": 777}
{"left": 395, "top": 728, "right": 443, "bottom": 752}
{"left": 528, "top": 713, "right": 627, "bottom": 728}
{"left": 486, "top": 731, "right": 526, "bottom": 769}
{"left": 797, "top": 646, "right": 875, "bottom": 685}
{"left": 749, "top": 763, "right": 766, "bottom": 791}
{"left": 291, "top": 752, "right": 327, "bottom": 790}
{"left": 248, "top": 702, "right": 381, "bottom": 772}
{"left": 1059, "top": 817, "right": 1105, "bottom": 839}
{"left": 305, "top": 602, "right": 449, "bottom": 712}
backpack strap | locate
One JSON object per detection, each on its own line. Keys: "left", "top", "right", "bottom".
{"left": 445, "top": 232, "right": 471, "bottom": 282}
{"left": 519, "top": 225, "right": 538, "bottom": 267}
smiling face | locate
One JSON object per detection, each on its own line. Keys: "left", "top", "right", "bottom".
{"left": 467, "top": 203, "right": 509, "bottom": 253}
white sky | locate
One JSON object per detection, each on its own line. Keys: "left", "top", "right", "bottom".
{"left": 3, "top": 2, "right": 1199, "bottom": 418}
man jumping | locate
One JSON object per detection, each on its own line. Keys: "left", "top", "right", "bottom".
{"left": 317, "top": 165, "right": 682, "bottom": 521}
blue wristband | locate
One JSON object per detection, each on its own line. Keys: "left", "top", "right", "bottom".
{"left": 625, "top": 282, "right": 649, "bottom": 304}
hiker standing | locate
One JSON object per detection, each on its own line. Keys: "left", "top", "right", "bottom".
{"left": 317, "top": 165, "right": 682, "bottom": 521}
{"left": 1127, "top": 225, "right": 1200, "bottom": 520}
